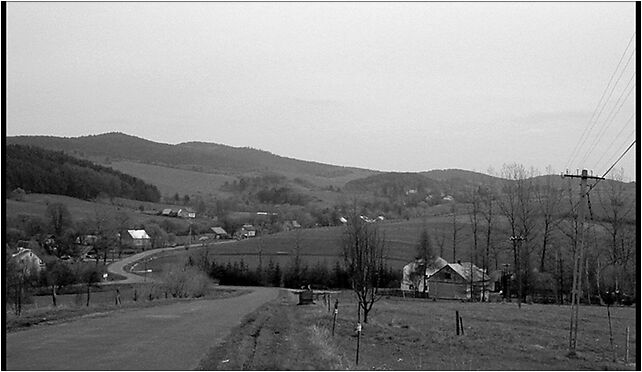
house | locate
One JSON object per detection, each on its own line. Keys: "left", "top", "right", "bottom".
{"left": 283, "top": 220, "right": 301, "bottom": 231}
{"left": 75, "top": 234, "right": 98, "bottom": 245}
{"left": 427, "top": 261, "right": 490, "bottom": 300}
{"left": 238, "top": 224, "right": 256, "bottom": 239}
{"left": 210, "top": 227, "right": 229, "bottom": 239}
{"left": 401, "top": 258, "right": 490, "bottom": 300}
{"left": 161, "top": 208, "right": 174, "bottom": 216}
{"left": 443, "top": 195, "right": 455, "bottom": 202}
{"left": 11, "top": 248, "right": 45, "bottom": 275}
{"left": 121, "top": 229, "right": 152, "bottom": 251}
{"left": 177, "top": 208, "right": 196, "bottom": 219}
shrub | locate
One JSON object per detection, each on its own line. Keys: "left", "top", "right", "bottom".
{"left": 161, "top": 266, "right": 211, "bottom": 298}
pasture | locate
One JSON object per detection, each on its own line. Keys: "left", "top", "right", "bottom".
{"left": 328, "top": 293, "right": 637, "bottom": 370}
{"left": 204, "top": 289, "right": 637, "bottom": 370}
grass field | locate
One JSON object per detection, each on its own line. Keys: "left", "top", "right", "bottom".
{"left": 5, "top": 193, "right": 211, "bottom": 232}
{"left": 199, "top": 289, "right": 637, "bottom": 370}
{"left": 136, "top": 214, "right": 483, "bottom": 275}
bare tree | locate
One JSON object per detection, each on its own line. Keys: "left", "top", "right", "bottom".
{"left": 497, "top": 163, "right": 539, "bottom": 305}
{"left": 467, "top": 187, "right": 482, "bottom": 300}
{"left": 342, "top": 208, "right": 387, "bottom": 324}
{"left": 415, "top": 223, "right": 435, "bottom": 294}
{"left": 450, "top": 202, "right": 465, "bottom": 262}
{"left": 46, "top": 202, "right": 72, "bottom": 237}
{"left": 595, "top": 169, "right": 636, "bottom": 294}
{"left": 534, "top": 166, "right": 562, "bottom": 273}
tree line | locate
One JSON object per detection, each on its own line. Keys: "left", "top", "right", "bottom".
{"left": 6, "top": 144, "right": 161, "bottom": 202}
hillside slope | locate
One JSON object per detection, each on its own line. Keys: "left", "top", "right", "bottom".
{"left": 6, "top": 144, "right": 161, "bottom": 202}
{"left": 6, "top": 133, "right": 377, "bottom": 181}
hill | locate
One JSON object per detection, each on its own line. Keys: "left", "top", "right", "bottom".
{"left": 5, "top": 144, "right": 161, "bottom": 202}
{"left": 6, "top": 133, "right": 377, "bottom": 185}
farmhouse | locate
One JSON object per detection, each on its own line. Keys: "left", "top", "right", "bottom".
{"left": 238, "top": 224, "right": 256, "bottom": 239}
{"left": 401, "top": 258, "right": 490, "bottom": 300}
{"left": 121, "top": 229, "right": 152, "bottom": 251}
{"left": 11, "top": 248, "right": 45, "bottom": 275}
{"left": 177, "top": 208, "right": 196, "bottom": 219}
{"left": 427, "top": 262, "right": 489, "bottom": 300}
{"left": 210, "top": 226, "right": 229, "bottom": 239}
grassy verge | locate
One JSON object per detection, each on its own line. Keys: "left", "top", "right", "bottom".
{"left": 6, "top": 285, "right": 249, "bottom": 333}
{"left": 199, "top": 290, "right": 637, "bottom": 370}
{"left": 197, "top": 290, "right": 348, "bottom": 370}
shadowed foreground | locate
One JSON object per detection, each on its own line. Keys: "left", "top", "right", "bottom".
{"left": 5, "top": 287, "right": 278, "bottom": 370}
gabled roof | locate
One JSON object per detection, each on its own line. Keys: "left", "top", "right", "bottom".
{"left": 446, "top": 262, "right": 488, "bottom": 282}
{"left": 127, "top": 230, "right": 150, "bottom": 240}
{"left": 211, "top": 227, "right": 228, "bottom": 235}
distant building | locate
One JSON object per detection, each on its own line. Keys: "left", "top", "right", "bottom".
{"left": 122, "top": 229, "right": 152, "bottom": 251}
{"left": 443, "top": 195, "right": 454, "bottom": 202}
{"left": 238, "top": 224, "right": 256, "bottom": 239}
{"left": 178, "top": 208, "right": 196, "bottom": 219}
{"left": 11, "top": 248, "right": 45, "bottom": 275}
{"left": 210, "top": 226, "right": 229, "bottom": 239}
{"left": 283, "top": 220, "right": 301, "bottom": 231}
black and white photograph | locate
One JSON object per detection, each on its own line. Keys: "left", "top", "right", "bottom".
{"left": 3, "top": 1, "right": 638, "bottom": 370}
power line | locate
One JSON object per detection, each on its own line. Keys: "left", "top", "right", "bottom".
{"left": 594, "top": 113, "right": 635, "bottom": 174}
{"left": 598, "top": 140, "right": 636, "bottom": 182}
{"left": 565, "top": 32, "right": 636, "bottom": 170}
{"left": 578, "top": 71, "right": 636, "bottom": 167}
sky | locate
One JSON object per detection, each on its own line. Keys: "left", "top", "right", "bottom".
{"left": 6, "top": 2, "right": 637, "bottom": 180}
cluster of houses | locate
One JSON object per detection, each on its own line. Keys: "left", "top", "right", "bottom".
{"left": 338, "top": 215, "right": 385, "bottom": 224}
{"left": 401, "top": 256, "right": 500, "bottom": 301}
{"left": 160, "top": 208, "right": 196, "bottom": 219}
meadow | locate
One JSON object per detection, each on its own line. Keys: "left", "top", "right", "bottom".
{"left": 200, "top": 289, "right": 637, "bottom": 370}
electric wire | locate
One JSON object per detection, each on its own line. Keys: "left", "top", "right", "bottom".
{"left": 595, "top": 115, "right": 635, "bottom": 174}
{"left": 565, "top": 32, "right": 636, "bottom": 171}
{"left": 577, "top": 71, "right": 636, "bottom": 167}
{"left": 593, "top": 113, "right": 635, "bottom": 173}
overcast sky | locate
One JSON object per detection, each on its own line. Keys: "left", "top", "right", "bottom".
{"left": 6, "top": 2, "right": 637, "bottom": 180}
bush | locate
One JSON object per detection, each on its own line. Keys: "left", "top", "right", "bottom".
{"left": 161, "top": 266, "right": 211, "bottom": 298}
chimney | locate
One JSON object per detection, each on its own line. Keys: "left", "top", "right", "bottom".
{"left": 457, "top": 260, "right": 461, "bottom": 265}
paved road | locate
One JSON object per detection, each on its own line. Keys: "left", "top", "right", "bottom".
{"left": 6, "top": 286, "right": 279, "bottom": 370}
{"left": 105, "top": 241, "right": 233, "bottom": 284}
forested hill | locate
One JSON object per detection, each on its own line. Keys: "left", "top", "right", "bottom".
{"left": 5, "top": 144, "right": 161, "bottom": 202}
{"left": 6, "top": 132, "right": 377, "bottom": 179}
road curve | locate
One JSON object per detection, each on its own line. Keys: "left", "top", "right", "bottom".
{"left": 6, "top": 286, "right": 279, "bottom": 370}
{"left": 106, "top": 242, "right": 234, "bottom": 284}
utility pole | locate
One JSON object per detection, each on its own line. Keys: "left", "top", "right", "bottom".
{"left": 563, "top": 169, "right": 604, "bottom": 356}
{"left": 509, "top": 235, "right": 525, "bottom": 308}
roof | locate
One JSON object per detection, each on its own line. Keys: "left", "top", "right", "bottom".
{"left": 446, "top": 262, "right": 488, "bottom": 282}
{"left": 211, "top": 227, "right": 228, "bottom": 235}
{"left": 242, "top": 224, "right": 255, "bottom": 230}
{"left": 12, "top": 248, "right": 44, "bottom": 263}
{"left": 127, "top": 230, "right": 150, "bottom": 240}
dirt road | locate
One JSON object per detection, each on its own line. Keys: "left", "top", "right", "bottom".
{"left": 5, "top": 286, "right": 279, "bottom": 370}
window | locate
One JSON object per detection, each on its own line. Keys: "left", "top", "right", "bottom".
{"left": 444, "top": 272, "right": 452, "bottom": 280}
